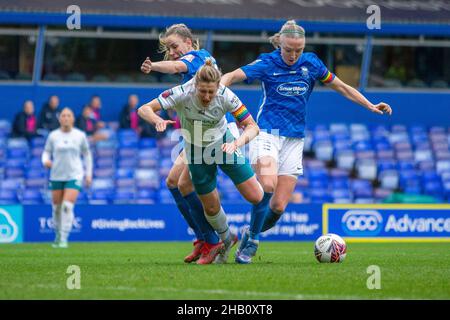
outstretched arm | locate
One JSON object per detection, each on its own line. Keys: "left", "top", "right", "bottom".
{"left": 220, "top": 68, "right": 247, "bottom": 87}
{"left": 327, "top": 76, "right": 392, "bottom": 115}
{"left": 141, "top": 57, "right": 188, "bottom": 74}
{"left": 222, "top": 115, "right": 259, "bottom": 154}
{"left": 138, "top": 99, "right": 176, "bottom": 132}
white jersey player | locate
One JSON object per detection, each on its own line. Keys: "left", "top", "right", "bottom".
{"left": 42, "top": 108, "right": 93, "bottom": 248}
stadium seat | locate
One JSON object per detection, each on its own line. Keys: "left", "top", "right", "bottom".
{"left": 0, "top": 179, "right": 23, "bottom": 190}
{"left": 43, "top": 73, "right": 62, "bottom": 81}
{"left": 113, "top": 188, "right": 136, "bottom": 204}
{"left": 91, "top": 74, "right": 111, "bottom": 82}
{"left": 65, "top": 72, "right": 86, "bottom": 82}
{"left": 24, "top": 178, "right": 46, "bottom": 189}
{"left": 136, "top": 188, "right": 157, "bottom": 203}
{"left": 89, "top": 190, "right": 113, "bottom": 204}
{"left": 139, "top": 138, "right": 157, "bottom": 148}
{"left": 0, "top": 190, "right": 18, "bottom": 204}
{"left": 21, "top": 189, "right": 43, "bottom": 204}
{"left": 94, "top": 168, "right": 115, "bottom": 178}
{"left": 115, "top": 178, "right": 135, "bottom": 188}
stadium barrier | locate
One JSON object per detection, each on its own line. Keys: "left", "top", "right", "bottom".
{"left": 0, "top": 204, "right": 449, "bottom": 243}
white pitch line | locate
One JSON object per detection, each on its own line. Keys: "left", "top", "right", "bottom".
{"left": 4, "top": 283, "right": 408, "bottom": 300}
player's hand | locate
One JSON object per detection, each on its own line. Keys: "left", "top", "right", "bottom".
{"left": 221, "top": 141, "right": 237, "bottom": 154}
{"left": 85, "top": 176, "right": 92, "bottom": 187}
{"left": 155, "top": 119, "right": 176, "bottom": 132}
{"left": 369, "top": 102, "right": 392, "bottom": 115}
{"left": 140, "top": 57, "right": 152, "bottom": 74}
{"left": 44, "top": 160, "right": 52, "bottom": 168}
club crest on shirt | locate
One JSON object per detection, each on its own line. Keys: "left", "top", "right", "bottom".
{"left": 301, "top": 66, "right": 309, "bottom": 77}
{"left": 162, "top": 89, "right": 173, "bottom": 99}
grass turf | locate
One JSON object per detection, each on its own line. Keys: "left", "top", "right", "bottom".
{"left": 0, "top": 242, "right": 449, "bottom": 300}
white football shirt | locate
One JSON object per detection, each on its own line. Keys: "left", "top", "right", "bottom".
{"left": 42, "top": 128, "right": 93, "bottom": 181}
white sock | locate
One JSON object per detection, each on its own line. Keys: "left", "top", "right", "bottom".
{"left": 205, "top": 207, "right": 230, "bottom": 242}
{"left": 60, "top": 201, "right": 74, "bottom": 243}
{"left": 52, "top": 204, "right": 62, "bottom": 240}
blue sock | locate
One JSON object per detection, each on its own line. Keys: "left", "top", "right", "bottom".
{"left": 249, "top": 192, "right": 272, "bottom": 240}
{"left": 261, "top": 207, "right": 283, "bottom": 232}
{"left": 169, "top": 188, "right": 204, "bottom": 241}
{"left": 184, "top": 192, "right": 219, "bottom": 244}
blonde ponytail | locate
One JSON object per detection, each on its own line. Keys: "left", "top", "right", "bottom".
{"left": 195, "top": 59, "right": 221, "bottom": 84}
{"left": 269, "top": 20, "right": 305, "bottom": 49}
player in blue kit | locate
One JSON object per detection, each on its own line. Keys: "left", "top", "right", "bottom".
{"left": 141, "top": 24, "right": 227, "bottom": 262}
{"left": 221, "top": 20, "right": 392, "bottom": 264}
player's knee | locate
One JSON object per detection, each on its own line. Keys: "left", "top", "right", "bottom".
{"left": 270, "top": 199, "right": 287, "bottom": 214}
{"left": 178, "top": 178, "right": 194, "bottom": 196}
{"left": 203, "top": 203, "right": 220, "bottom": 216}
{"left": 259, "top": 178, "right": 276, "bottom": 193}
{"left": 165, "top": 176, "right": 178, "bottom": 189}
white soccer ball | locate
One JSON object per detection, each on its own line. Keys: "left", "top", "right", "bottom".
{"left": 314, "top": 233, "right": 347, "bottom": 263}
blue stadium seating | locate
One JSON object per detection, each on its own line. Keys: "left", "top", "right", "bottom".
{"left": 0, "top": 119, "right": 449, "bottom": 204}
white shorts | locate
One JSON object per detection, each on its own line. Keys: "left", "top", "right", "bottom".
{"left": 249, "top": 131, "right": 304, "bottom": 177}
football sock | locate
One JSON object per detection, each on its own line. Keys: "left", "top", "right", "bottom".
{"left": 184, "top": 192, "right": 219, "bottom": 244}
{"left": 60, "top": 200, "right": 74, "bottom": 243}
{"left": 249, "top": 192, "right": 272, "bottom": 240}
{"left": 261, "top": 207, "right": 283, "bottom": 232}
{"left": 52, "top": 203, "right": 62, "bottom": 240}
{"left": 169, "top": 187, "right": 204, "bottom": 241}
{"left": 205, "top": 206, "right": 230, "bottom": 242}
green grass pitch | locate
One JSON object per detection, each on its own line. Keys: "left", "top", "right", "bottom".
{"left": 1, "top": 242, "right": 449, "bottom": 300}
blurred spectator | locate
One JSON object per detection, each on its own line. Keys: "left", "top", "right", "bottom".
{"left": 88, "top": 95, "right": 106, "bottom": 129}
{"left": 76, "top": 105, "right": 107, "bottom": 142}
{"left": 38, "top": 95, "right": 60, "bottom": 132}
{"left": 119, "top": 94, "right": 140, "bottom": 132}
{"left": 76, "top": 105, "right": 97, "bottom": 135}
{"left": 89, "top": 95, "right": 102, "bottom": 121}
{"left": 12, "top": 100, "right": 39, "bottom": 140}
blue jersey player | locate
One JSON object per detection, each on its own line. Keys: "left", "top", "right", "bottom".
{"left": 141, "top": 24, "right": 229, "bottom": 263}
{"left": 221, "top": 20, "right": 392, "bottom": 264}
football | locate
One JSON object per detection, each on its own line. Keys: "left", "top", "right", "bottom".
{"left": 314, "top": 234, "right": 347, "bottom": 263}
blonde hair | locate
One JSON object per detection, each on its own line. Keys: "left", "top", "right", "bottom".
{"left": 195, "top": 59, "right": 221, "bottom": 84}
{"left": 159, "top": 24, "right": 200, "bottom": 61}
{"left": 269, "top": 20, "right": 305, "bottom": 49}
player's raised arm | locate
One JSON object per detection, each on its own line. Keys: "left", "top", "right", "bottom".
{"left": 138, "top": 99, "right": 176, "bottom": 132}
{"left": 142, "top": 59, "right": 188, "bottom": 74}
{"left": 220, "top": 68, "right": 247, "bottom": 87}
{"left": 326, "top": 76, "right": 393, "bottom": 115}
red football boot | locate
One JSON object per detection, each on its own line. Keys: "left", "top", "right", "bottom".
{"left": 184, "top": 240, "right": 205, "bottom": 263}
{"left": 196, "top": 242, "right": 224, "bottom": 265}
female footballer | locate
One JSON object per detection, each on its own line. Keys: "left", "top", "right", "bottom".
{"left": 138, "top": 60, "right": 270, "bottom": 264}
{"left": 221, "top": 20, "right": 392, "bottom": 263}
{"left": 42, "top": 107, "right": 93, "bottom": 248}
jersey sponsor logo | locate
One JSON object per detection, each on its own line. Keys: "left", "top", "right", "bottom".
{"left": 276, "top": 81, "right": 309, "bottom": 96}
{"left": 161, "top": 89, "right": 173, "bottom": 99}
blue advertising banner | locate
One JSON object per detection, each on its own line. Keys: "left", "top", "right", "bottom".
{"left": 23, "top": 204, "right": 323, "bottom": 242}
{"left": 0, "top": 205, "right": 23, "bottom": 243}
{"left": 323, "top": 204, "right": 450, "bottom": 242}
